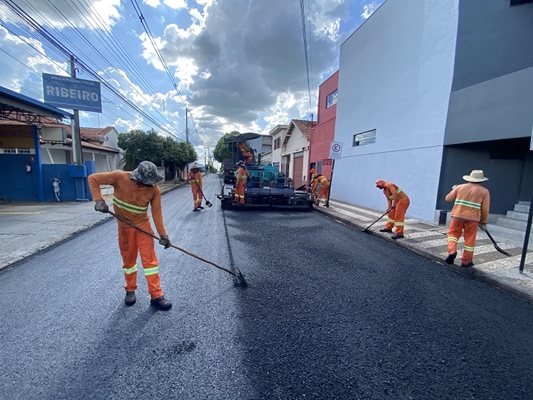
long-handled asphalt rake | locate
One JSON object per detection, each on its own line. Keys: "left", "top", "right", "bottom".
{"left": 479, "top": 224, "right": 512, "bottom": 257}
{"left": 107, "top": 211, "right": 247, "bottom": 286}
{"left": 362, "top": 208, "right": 391, "bottom": 234}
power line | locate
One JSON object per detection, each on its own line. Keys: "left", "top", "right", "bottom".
{"left": 3, "top": 0, "right": 185, "bottom": 140}
{"left": 299, "top": 0, "right": 312, "bottom": 117}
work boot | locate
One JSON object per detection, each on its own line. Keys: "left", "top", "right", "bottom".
{"left": 461, "top": 262, "right": 474, "bottom": 268}
{"left": 150, "top": 296, "right": 172, "bottom": 311}
{"left": 124, "top": 291, "right": 136, "bottom": 306}
{"left": 391, "top": 234, "right": 404, "bottom": 240}
{"left": 445, "top": 253, "right": 457, "bottom": 265}
{"left": 193, "top": 208, "right": 199, "bottom": 212}
{"left": 379, "top": 229, "right": 392, "bottom": 233}
{"left": 198, "top": 206, "right": 204, "bottom": 209}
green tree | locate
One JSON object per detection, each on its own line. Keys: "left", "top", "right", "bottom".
{"left": 213, "top": 131, "right": 239, "bottom": 163}
{"left": 118, "top": 130, "right": 196, "bottom": 173}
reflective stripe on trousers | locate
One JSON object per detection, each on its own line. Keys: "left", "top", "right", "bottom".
{"left": 118, "top": 221, "right": 163, "bottom": 299}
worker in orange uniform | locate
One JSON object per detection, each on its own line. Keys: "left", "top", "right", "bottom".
{"left": 88, "top": 161, "right": 172, "bottom": 311}
{"left": 311, "top": 173, "right": 330, "bottom": 207}
{"left": 376, "top": 179, "right": 410, "bottom": 239}
{"left": 234, "top": 160, "right": 250, "bottom": 205}
{"left": 237, "top": 141, "right": 253, "bottom": 165}
{"left": 444, "top": 170, "right": 490, "bottom": 268}
{"left": 186, "top": 163, "right": 204, "bottom": 212}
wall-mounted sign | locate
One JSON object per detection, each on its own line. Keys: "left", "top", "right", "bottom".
{"left": 329, "top": 141, "right": 343, "bottom": 159}
{"left": 0, "top": 125, "right": 34, "bottom": 148}
{"left": 42, "top": 73, "right": 102, "bottom": 113}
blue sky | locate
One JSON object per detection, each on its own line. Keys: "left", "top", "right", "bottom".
{"left": 0, "top": 0, "right": 384, "bottom": 159}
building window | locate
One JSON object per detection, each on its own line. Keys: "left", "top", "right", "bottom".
{"left": 353, "top": 129, "right": 376, "bottom": 147}
{"left": 323, "top": 159, "right": 332, "bottom": 166}
{"left": 510, "top": 0, "right": 533, "bottom": 5}
{"left": 274, "top": 137, "right": 281, "bottom": 150}
{"left": 326, "top": 89, "right": 338, "bottom": 108}
{"left": 65, "top": 150, "right": 72, "bottom": 164}
{"left": 317, "top": 160, "right": 323, "bottom": 174}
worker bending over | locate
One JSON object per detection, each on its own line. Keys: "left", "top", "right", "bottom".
{"left": 311, "top": 173, "right": 330, "bottom": 207}
{"left": 445, "top": 170, "right": 490, "bottom": 268}
{"left": 88, "top": 161, "right": 172, "bottom": 311}
{"left": 186, "top": 163, "right": 204, "bottom": 212}
{"left": 375, "top": 179, "right": 410, "bottom": 240}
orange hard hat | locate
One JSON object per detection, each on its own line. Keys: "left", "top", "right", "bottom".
{"left": 375, "top": 179, "right": 386, "bottom": 188}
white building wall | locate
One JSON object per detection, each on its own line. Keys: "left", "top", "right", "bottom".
{"left": 333, "top": 0, "right": 459, "bottom": 222}
{"left": 283, "top": 129, "right": 309, "bottom": 182}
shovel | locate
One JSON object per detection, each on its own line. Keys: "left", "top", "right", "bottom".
{"left": 197, "top": 186, "right": 212, "bottom": 208}
{"left": 479, "top": 224, "right": 512, "bottom": 256}
{"left": 362, "top": 208, "right": 391, "bottom": 233}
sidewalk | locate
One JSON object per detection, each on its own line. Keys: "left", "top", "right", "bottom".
{"left": 315, "top": 200, "right": 533, "bottom": 303}
{"left": 0, "top": 182, "right": 182, "bottom": 271}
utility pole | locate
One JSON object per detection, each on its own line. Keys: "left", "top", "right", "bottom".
{"left": 70, "top": 55, "right": 88, "bottom": 201}
{"left": 204, "top": 145, "right": 208, "bottom": 171}
{"left": 185, "top": 108, "right": 189, "bottom": 144}
{"left": 70, "top": 55, "right": 83, "bottom": 166}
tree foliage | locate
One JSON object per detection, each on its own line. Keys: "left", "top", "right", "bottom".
{"left": 213, "top": 131, "right": 239, "bottom": 163}
{"left": 118, "top": 129, "right": 197, "bottom": 171}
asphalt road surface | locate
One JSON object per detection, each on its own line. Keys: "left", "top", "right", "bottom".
{"left": 1, "top": 174, "right": 533, "bottom": 399}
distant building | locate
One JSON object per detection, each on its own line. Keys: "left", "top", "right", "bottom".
{"left": 309, "top": 71, "right": 338, "bottom": 183}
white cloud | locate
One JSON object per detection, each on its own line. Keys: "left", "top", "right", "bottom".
{"left": 143, "top": 0, "right": 187, "bottom": 9}
{"left": 362, "top": 1, "right": 381, "bottom": 19}
{"left": 0, "top": 0, "right": 121, "bottom": 30}
{"left": 139, "top": 0, "right": 344, "bottom": 130}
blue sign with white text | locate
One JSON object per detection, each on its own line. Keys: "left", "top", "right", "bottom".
{"left": 42, "top": 73, "right": 102, "bottom": 113}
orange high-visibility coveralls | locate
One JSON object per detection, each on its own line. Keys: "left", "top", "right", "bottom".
{"left": 311, "top": 174, "right": 330, "bottom": 206}
{"left": 186, "top": 169, "right": 203, "bottom": 209}
{"left": 234, "top": 166, "right": 250, "bottom": 204}
{"left": 237, "top": 142, "right": 253, "bottom": 165}
{"left": 379, "top": 181, "right": 410, "bottom": 236}
{"left": 445, "top": 183, "right": 490, "bottom": 265}
{"left": 88, "top": 171, "right": 167, "bottom": 299}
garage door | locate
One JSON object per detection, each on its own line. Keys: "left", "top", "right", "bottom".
{"left": 293, "top": 154, "right": 304, "bottom": 189}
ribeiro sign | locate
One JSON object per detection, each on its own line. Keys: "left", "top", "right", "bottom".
{"left": 42, "top": 73, "right": 102, "bottom": 113}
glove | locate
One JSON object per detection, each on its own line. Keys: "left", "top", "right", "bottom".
{"left": 479, "top": 223, "right": 487, "bottom": 230}
{"left": 159, "top": 235, "right": 171, "bottom": 249}
{"left": 94, "top": 200, "right": 109, "bottom": 213}
{"left": 390, "top": 205, "right": 396, "bottom": 210}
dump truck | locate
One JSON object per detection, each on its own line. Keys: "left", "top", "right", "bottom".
{"left": 218, "top": 132, "right": 314, "bottom": 210}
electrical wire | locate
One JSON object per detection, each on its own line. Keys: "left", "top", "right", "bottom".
{"left": 299, "top": 0, "right": 312, "bottom": 118}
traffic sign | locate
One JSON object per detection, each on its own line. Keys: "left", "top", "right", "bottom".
{"left": 329, "top": 142, "right": 343, "bottom": 159}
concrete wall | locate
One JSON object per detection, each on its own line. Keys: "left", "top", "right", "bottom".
{"left": 452, "top": 0, "right": 533, "bottom": 91}
{"left": 445, "top": 0, "right": 533, "bottom": 144}
{"left": 333, "top": 0, "right": 459, "bottom": 222}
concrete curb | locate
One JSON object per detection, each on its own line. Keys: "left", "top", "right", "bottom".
{"left": 0, "top": 183, "right": 184, "bottom": 273}
{"left": 314, "top": 206, "right": 533, "bottom": 304}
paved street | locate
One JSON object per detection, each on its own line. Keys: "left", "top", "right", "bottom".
{"left": 1, "top": 175, "right": 533, "bottom": 399}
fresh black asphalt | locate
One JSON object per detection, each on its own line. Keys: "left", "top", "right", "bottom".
{"left": 1, "top": 174, "right": 532, "bottom": 399}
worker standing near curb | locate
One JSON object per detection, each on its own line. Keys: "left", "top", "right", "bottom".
{"left": 444, "top": 170, "right": 491, "bottom": 268}
{"left": 88, "top": 161, "right": 172, "bottom": 311}
{"left": 234, "top": 160, "right": 250, "bottom": 205}
{"left": 186, "top": 163, "right": 204, "bottom": 212}
{"left": 311, "top": 173, "right": 330, "bottom": 207}
{"left": 375, "top": 179, "right": 410, "bottom": 239}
